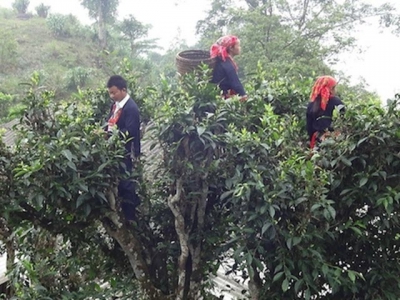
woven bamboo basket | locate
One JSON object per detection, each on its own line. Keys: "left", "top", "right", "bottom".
{"left": 176, "top": 50, "right": 216, "bottom": 75}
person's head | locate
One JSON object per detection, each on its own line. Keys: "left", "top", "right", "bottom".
{"left": 310, "top": 75, "right": 337, "bottom": 112}
{"left": 107, "top": 75, "right": 127, "bottom": 102}
{"left": 210, "top": 35, "right": 240, "bottom": 61}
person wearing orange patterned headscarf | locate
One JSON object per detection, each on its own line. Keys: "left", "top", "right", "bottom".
{"left": 210, "top": 35, "right": 247, "bottom": 101}
{"left": 306, "top": 76, "right": 345, "bottom": 149}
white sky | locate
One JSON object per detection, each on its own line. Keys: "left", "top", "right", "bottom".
{"left": 1, "top": 0, "right": 400, "bottom": 101}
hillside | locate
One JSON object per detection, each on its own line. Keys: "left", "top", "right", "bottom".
{"left": 0, "top": 8, "right": 111, "bottom": 121}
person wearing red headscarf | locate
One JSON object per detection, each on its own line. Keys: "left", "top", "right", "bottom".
{"left": 210, "top": 35, "right": 247, "bottom": 101}
{"left": 306, "top": 76, "right": 345, "bottom": 149}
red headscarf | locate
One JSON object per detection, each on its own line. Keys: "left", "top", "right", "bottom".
{"left": 310, "top": 76, "right": 337, "bottom": 111}
{"left": 210, "top": 35, "right": 239, "bottom": 61}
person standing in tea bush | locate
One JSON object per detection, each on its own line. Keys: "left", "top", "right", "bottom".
{"left": 306, "top": 75, "right": 345, "bottom": 149}
{"left": 210, "top": 35, "right": 248, "bottom": 102}
{"left": 106, "top": 75, "right": 141, "bottom": 220}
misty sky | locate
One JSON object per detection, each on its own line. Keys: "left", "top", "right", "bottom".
{"left": 1, "top": 0, "right": 400, "bottom": 100}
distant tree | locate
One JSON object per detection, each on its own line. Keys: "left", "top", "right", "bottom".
{"left": 80, "top": 0, "right": 119, "bottom": 49}
{"left": 35, "top": 3, "right": 50, "bottom": 18}
{"left": 46, "top": 13, "right": 81, "bottom": 38}
{"left": 12, "top": 0, "right": 30, "bottom": 15}
{"left": 196, "top": 0, "right": 398, "bottom": 78}
{"left": 118, "top": 15, "right": 157, "bottom": 56}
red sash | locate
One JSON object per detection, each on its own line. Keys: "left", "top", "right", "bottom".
{"left": 108, "top": 103, "right": 123, "bottom": 132}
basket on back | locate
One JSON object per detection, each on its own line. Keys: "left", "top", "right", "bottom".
{"left": 176, "top": 50, "right": 216, "bottom": 75}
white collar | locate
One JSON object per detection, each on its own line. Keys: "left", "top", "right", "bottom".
{"left": 116, "top": 94, "right": 130, "bottom": 109}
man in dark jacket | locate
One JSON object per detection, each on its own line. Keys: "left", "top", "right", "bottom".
{"left": 106, "top": 75, "right": 141, "bottom": 220}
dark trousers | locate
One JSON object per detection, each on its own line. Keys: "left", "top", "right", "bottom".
{"left": 118, "top": 157, "right": 140, "bottom": 220}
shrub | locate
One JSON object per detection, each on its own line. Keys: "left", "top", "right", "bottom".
{"left": 64, "top": 67, "right": 92, "bottom": 90}
{"left": 12, "top": 0, "right": 30, "bottom": 14}
{"left": 0, "top": 92, "right": 15, "bottom": 120}
{"left": 46, "top": 14, "right": 70, "bottom": 37}
{"left": 35, "top": 3, "right": 50, "bottom": 18}
{"left": 0, "top": 7, "right": 15, "bottom": 19}
{"left": 46, "top": 14, "right": 81, "bottom": 38}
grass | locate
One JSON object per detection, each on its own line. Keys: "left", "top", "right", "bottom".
{"left": 0, "top": 10, "right": 107, "bottom": 101}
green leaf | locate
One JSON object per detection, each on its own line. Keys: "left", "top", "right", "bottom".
{"left": 78, "top": 182, "right": 89, "bottom": 192}
{"left": 243, "top": 228, "right": 255, "bottom": 234}
{"left": 350, "top": 226, "right": 362, "bottom": 236}
{"left": 274, "top": 264, "right": 283, "bottom": 273}
{"left": 220, "top": 190, "right": 233, "bottom": 201}
{"left": 261, "top": 222, "right": 272, "bottom": 235}
{"left": 197, "top": 126, "right": 206, "bottom": 136}
{"left": 327, "top": 206, "right": 336, "bottom": 219}
{"left": 322, "top": 264, "right": 329, "bottom": 276}
{"left": 340, "top": 189, "right": 352, "bottom": 196}
{"left": 311, "top": 204, "right": 321, "bottom": 212}
{"left": 286, "top": 237, "right": 293, "bottom": 250}
{"left": 96, "top": 191, "right": 108, "bottom": 203}
{"left": 295, "top": 197, "right": 307, "bottom": 205}
{"left": 245, "top": 252, "right": 253, "bottom": 266}
{"left": 35, "top": 194, "right": 44, "bottom": 207}
{"left": 67, "top": 161, "right": 77, "bottom": 171}
{"left": 260, "top": 205, "right": 268, "bottom": 214}
{"left": 341, "top": 157, "right": 352, "bottom": 167}
{"left": 269, "top": 205, "right": 275, "bottom": 218}
{"left": 305, "top": 289, "right": 311, "bottom": 300}
{"left": 76, "top": 194, "right": 87, "bottom": 208}
{"left": 273, "top": 271, "right": 284, "bottom": 283}
{"left": 357, "top": 137, "right": 368, "bottom": 146}
{"left": 83, "top": 203, "right": 91, "bottom": 217}
{"left": 61, "top": 149, "right": 73, "bottom": 162}
{"left": 282, "top": 278, "right": 289, "bottom": 292}
{"left": 292, "top": 236, "right": 301, "bottom": 246}
{"left": 98, "top": 162, "right": 109, "bottom": 172}
{"left": 348, "top": 270, "right": 356, "bottom": 283}
{"left": 359, "top": 177, "right": 368, "bottom": 187}
{"left": 294, "top": 279, "right": 303, "bottom": 293}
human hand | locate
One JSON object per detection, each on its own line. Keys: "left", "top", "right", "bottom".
{"left": 240, "top": 95, "right": 248, "bottom": 102}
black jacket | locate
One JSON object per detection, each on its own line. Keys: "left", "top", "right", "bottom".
{"left": 306, "top": 96, "right": 344, "bottom": 140}
{"left": 211, "top": 57, "right": 246, "bottom": 96}
{"left": 107, "top": 97, "right": 141, "bottom": 158}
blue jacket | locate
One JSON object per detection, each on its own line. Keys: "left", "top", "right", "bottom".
{"left": 306, "top": 96, "right": 344, "bottom": 140}
{"left": 107, "top": 97, "right": 141, "bottom": 158}
{"left": 211, "top": 57, "right": 246, "bottom": 96}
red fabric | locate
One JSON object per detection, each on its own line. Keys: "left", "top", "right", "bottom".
{"left": 224, "top": 89, "right": 237, "bottom": 99}
{"left": 310, "top": 132, "right": 318, "bottom": 149}
{"left": 108, "top": 103, "right": 123, "bottom": 131}
{"left": 210, "top": 35, "right": 239, "bottom": 62}
{"left": 310, "top": 76, "right": 337, "bottom": 111}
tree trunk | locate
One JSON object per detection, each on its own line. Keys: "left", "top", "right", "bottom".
{"left": 248, "top": 262, "right": 262, "bottom": 300}
{"left": 188, "top": 175, "right": 209, "bottom": 300}
{"left": 168, "top": 177, "right": 190, "bottom": 299}
{"left": 97, "top": 4, "right": 107, "bottom": 49}
{"left": 102, "top": 213, "right": 167, "bottom": 300}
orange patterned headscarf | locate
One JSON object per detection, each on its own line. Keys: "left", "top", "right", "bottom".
{"left": 310, "top": 76, "right": 337, "bottom": 111}
{"left": 210, "top": 35, "right": 239, "bottom": 61}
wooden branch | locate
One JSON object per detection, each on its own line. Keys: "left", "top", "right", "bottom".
{"left": 188, "top": 149, "right": 213, "bottom": 297}
{"left": 167, "top": 177, "right": 190, "bottom": 300}
{"left": 102, "top": 217, "right": 167, "bottom": 299}
{"left": 299, "top": 0, "right": 310, "bottom": 29}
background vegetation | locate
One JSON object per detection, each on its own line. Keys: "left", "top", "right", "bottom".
{"left": 0, "top": 0, "right": 400, "bottom": 299}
